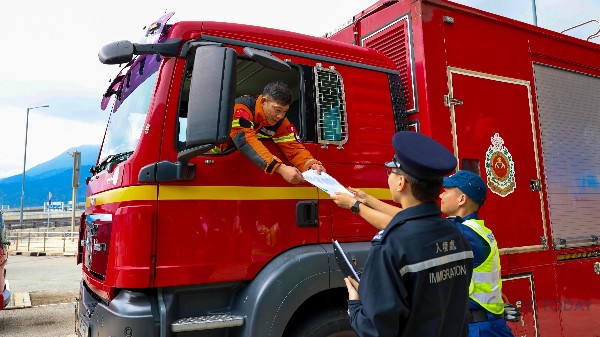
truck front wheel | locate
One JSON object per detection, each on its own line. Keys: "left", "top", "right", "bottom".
{"left": 288, "top": 308, "right": 357, "bottom": 337}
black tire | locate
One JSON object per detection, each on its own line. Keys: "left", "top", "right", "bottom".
{"left": 287, "top": 307, "right": 358, "bottom": 337}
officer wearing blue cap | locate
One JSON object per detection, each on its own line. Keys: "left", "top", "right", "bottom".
{"left": 440, "top": 170, "right": 515, "bottom": 337}
{"left": 331, "top": 131, "right": 474, "bottom": 337}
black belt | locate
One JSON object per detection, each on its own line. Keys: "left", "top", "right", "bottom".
{"left": 469, "top": 309, "right": 503, "bottom": 323}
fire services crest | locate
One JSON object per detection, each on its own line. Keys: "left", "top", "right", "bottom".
{"left": 485, "top": 133, "right": 516, "bottom": 196}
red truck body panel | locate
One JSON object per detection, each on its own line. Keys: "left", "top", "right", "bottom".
{"left": 327, "top": 1, "right": 600, "bottom": 335}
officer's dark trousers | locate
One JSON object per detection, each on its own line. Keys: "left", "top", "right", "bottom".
{"left": 468, "top": 312, "right": 514, "bottom": 337}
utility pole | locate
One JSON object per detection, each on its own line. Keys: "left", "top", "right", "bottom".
{"left": 69, "top": 150, "right": 81, "bottom": 240}
{"left": 20, "top": 105, "right": 50, "bottom": 228}
{"left": 532, "top": 0, "right": 538, "bottom": 26}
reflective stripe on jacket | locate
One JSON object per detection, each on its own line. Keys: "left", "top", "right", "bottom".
{"left": 462, "top": 219, "right": 504, "bottom": 315}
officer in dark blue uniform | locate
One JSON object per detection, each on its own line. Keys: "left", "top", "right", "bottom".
{"left": 332, "top": 131, "right": 474, "bottom": 337}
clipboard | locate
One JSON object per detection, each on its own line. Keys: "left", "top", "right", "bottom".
{"left": 333, "top": 240, "right": 361, "bottom": 282}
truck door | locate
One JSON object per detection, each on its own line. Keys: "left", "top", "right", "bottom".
{"left": 447, "top": 69, "right": 547, "bottom": 337}
{"left": 446, "top": 68, "right": 547, "bottom": 251}
{"left": 154, "top": 51, "right": 321, "bottom": 286}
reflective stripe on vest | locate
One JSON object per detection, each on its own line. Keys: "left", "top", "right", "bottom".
{"left": 273, "top": 133, "right": 296, "bottom": 143}
{"left": 462, "top": 219, "right": 504, "bottom": 315}
{"left": 232, "top": 119, "right": 254, "bottom": 129}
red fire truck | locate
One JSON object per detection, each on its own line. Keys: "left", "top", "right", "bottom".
{"left": 76, "top": 12, "right": 401, "bottom": 337}
{"left": 76, "top": 1, "right": 600, "bottom": 336}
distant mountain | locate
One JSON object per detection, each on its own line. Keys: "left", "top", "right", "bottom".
{"left": 0, "top": 145, "right": 100, "bottom": 208}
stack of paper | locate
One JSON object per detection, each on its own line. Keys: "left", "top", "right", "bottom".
{"left": 302, "top": 170, "right": 353, "bottom": 196}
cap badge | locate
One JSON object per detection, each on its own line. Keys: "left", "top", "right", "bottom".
{"left": 485, "top": 133, "right": 516, "bottom": 196}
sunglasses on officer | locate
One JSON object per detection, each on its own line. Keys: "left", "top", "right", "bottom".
{"left": 385, "top": 157, "right": 402, "bottom": 177}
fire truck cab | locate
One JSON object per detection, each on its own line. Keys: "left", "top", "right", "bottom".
{"left": 77, "top": 12, "right": 403, "bottom": 337}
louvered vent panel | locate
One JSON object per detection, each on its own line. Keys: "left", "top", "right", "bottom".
{"left": 364, "top": 20, "right": 414, "bottom": 111}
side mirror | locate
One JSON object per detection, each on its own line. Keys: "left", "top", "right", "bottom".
{"left": 185, "top": 46, "right": 237, "bottom": 149}
{"left": 98, "top": 40, "right": 134, "bottom": 65}
{"left": 98, "top": 38, "right": 182, "bottom": 65}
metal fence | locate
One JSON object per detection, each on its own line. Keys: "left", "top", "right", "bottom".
{"left": 6, "top": 231, "right": 78, "bottom": 254}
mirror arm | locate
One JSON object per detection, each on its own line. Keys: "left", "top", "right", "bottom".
{"left": 177, "top": 144, "right": 214, "bottom": 163}
{"left": 133, "top": 38, "right": 183, "bottom": 57}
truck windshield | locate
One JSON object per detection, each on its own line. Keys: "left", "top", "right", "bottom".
{"left": 99, "top": 60, "right": 159, "bottom": 164}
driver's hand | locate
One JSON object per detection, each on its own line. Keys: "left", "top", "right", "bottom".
{"left": 311, "top": 163, "right": 326, "bottom": 174}
{"left": 277, "top": 164, "right": 304, "bottom": 184}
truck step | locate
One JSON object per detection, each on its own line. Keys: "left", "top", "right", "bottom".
{"left": 171, "top": 314, "right": 244, "bottom": 332}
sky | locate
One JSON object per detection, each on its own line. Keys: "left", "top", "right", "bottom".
{"left": 0, "top": 0, "right": 598, "bottom": 179}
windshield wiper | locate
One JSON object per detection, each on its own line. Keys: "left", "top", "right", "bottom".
{"left": 91, "top": 151, "right": 134, "bottom": 174}
{"left": 90, "top": 154, "right": 115, "bottom": 175}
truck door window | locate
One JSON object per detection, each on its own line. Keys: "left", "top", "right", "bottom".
{"left": 314, "top": 65, "right": 348, "bottom": 147}
{"left": 177, "top": 55, "right": 315, "bottom": 153}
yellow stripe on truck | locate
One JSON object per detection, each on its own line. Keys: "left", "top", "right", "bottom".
{"left": 160, "top": 186, "right": 318, "bottom": 200}
{"left": 86, "top": 185, "right": 157, "bottom": 207}
{"left": 87, "top": 186, "right": 392, "bottom": 206}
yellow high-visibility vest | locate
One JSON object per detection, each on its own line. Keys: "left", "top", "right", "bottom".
{"left": 463, "top": 219, "right": 504, "bottom": 315}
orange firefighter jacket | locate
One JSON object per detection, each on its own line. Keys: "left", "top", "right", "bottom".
{"left": 217, "top": 95, "right": 321, "bottom": 174}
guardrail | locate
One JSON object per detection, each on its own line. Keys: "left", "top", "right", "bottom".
{"left": 1, "top": 210, "right": 81, "bottom": 221}
{"left": 6, "top": 231, "right": 78, "bottom": 254}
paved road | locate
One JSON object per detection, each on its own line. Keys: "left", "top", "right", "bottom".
{"left": 0, "top": 255, "right": 81, "bottom": 337}
{"left": 0, "top": 302, "right": 76, "bottom": 337}
{"left": 7, "top": 255, "right": 81, "bottom": 292}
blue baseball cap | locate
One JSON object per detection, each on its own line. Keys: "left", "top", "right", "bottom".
{"left": 385, "top": 131, "right": 457, "bottom": 181}
{"left": 443, "top": 170, "right": 487, "bottom": 205}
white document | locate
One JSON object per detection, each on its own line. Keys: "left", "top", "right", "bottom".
{"left": 302, "top": 170, "right": 353, "bottom": 196}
